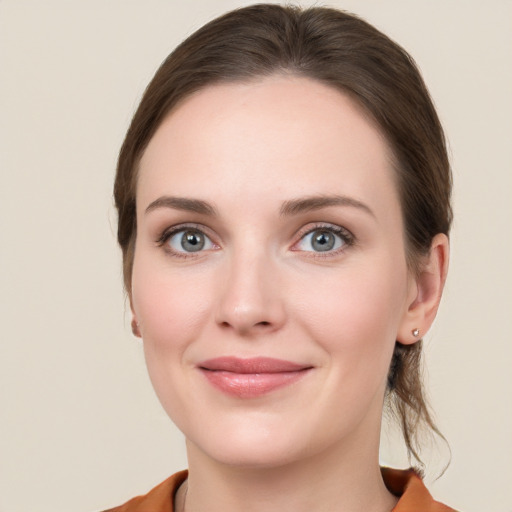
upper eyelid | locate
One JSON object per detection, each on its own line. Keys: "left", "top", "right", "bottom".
{"left": 294, "top": 222, "right": 354, "bottom": 239}
{"left": 157, "top": 225, "right": 219, "bottom": 259}
{"left": 157, "top": 223, "right": 216, "bottom": 245}
{"left": 291, "top": 222, "right": 355, "bottom": 252}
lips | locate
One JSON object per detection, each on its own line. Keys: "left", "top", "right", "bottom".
{"left": 198, "top": 357, "right": 312, "bottom": 398}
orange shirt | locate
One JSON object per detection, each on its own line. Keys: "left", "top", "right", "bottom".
{"left": 103, "top": 468, "right": 457, "bottom": 512}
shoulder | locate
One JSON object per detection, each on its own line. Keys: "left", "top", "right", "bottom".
{"left": 382, "top": 467, "right": 459, "bottom": 512}
{"left": 100, "top": 470, "right": 188, "bottom": 512}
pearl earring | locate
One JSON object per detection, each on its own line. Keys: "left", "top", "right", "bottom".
{"left": 412, "top": 328, "right": 420, "bottom": 337}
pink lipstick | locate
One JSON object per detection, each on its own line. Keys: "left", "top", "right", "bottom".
{"left": 198, "top": 357, "right": 312, "bottom": 398}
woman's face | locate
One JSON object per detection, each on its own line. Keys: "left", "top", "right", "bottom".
{"left": 131, "top": 76, "right": 418, "bottom": 468}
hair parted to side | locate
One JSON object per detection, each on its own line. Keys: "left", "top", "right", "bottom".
{"left": 114, "top": 4, "right": 452, "bottom": 470}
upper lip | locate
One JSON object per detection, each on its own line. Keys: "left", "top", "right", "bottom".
{"left": 198, "top": 357, "right": 312, "bottom": 374}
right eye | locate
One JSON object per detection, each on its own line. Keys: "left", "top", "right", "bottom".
{"left": 166, "top": 228, "right": 215, "bottom": 254}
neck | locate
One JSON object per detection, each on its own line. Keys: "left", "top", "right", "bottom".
{"left": 181, "top": 436, "right": 397, "bottom": 512}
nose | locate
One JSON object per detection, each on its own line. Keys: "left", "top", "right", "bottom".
{"left": 214, "top": 249, "right": 286, "bottom": 336}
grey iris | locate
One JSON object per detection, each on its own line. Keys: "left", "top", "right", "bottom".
{"left": 312, "top": 230, "right": 335, "bottom": 251}
{"left": 181, "top": 231, "right": 205, "bottom": 252}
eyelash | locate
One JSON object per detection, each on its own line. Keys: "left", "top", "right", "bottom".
{"left": 156, "top": 223, "right": 217, "bottom": 259}
{"left": 156, "top": 222, "right": 355, "bottom": 259}
{"left": 292, "top": 223, "right": 355, "bottom": 258}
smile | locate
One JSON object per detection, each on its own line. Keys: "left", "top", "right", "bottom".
{"left": 198, "top": 357, "right": 313, "bottom": 398}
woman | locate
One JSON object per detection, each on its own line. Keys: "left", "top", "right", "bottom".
{"left": 106, "top": 4, "right": 455, "bottom": 511}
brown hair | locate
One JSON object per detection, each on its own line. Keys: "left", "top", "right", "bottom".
{"left": 114, "top": 4, "right": 452, "bottom": 469}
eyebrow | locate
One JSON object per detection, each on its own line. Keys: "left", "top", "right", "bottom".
{"left": 144, "top": 194, "right": 374, "bottom": 218}
{"left": 145, "top": 196, "right": 218, "bottom": 216}
{"left": 280, "top": 194, "right": 375, "bottom": 218}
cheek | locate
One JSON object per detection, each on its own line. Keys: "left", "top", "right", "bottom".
{"left": 130, "top": 257, "right": 216, "bottom": 423}
{"left": 294, "top": 264, "right": 407, "bottom": 370}
{"left": 130, "top": 256, "right": 215, "bottom": 395}
{"left": 132, "top": 257, "right": 211, "bottom": 343}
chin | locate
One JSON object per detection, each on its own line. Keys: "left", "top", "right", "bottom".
{"left": 185, "top": 416, "right": 314, "bottom": 469}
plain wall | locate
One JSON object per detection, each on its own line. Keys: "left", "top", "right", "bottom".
{"left": 1, "top": 1, "right": 511, "bottom": 511}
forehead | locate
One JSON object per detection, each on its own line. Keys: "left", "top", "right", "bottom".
{"left": 137, "top": 76, "right": 399, "bottom": 217}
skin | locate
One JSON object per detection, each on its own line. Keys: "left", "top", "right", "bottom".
{"left": 130, "top": 76, "right": 449, "bottom": 512}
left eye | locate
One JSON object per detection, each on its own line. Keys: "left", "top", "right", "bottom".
{"left": 296, "top": 228, "right": 346, "bottom": 252}
{"left": 167, "top": 229, "right": 215, "bottom": 253}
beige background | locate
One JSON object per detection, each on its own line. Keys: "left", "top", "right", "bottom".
{"left": 1, "top": 1, "right": 511, "bottom": 511}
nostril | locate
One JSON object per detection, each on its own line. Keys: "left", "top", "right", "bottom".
{"left": 256, "top": 321, "right": 271, "bottom": 327}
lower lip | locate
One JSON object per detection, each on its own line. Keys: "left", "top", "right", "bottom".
{"left": 200, "top": 369, "right": 311, "bottom": 398}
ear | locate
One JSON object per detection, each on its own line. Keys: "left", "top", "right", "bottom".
{"left": 131, "top": 318, "right": 142, "bottom": 338}
{"left": 397, "top": 233, "right": 449, "bottom": 345}
{"left": 129, "top": 297, "right": 142, "bottom": 338}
